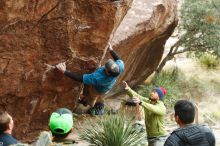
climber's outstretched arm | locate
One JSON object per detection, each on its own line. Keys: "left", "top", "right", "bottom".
{"left": 108, "top": 43, "right": 120, "bottom": 61}
{"left": 64, "top": 71, "right": 83, "bottom": 82}
{"left": 56, "top": 62, "right": 83, "bottom": 82}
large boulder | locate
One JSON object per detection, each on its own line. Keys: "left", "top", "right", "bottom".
{"left": 0, "top": 0, "right": 133, "bottom": 141}
{"left": 0, "top": 0, "right": 178, "bottom": 142}
{"left": 110, "top": 0, "right": 178, "bottom": 89}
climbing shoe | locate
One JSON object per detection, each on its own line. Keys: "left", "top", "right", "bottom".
{"left": 88, "top": 102, "right": 105, "bottom": 116}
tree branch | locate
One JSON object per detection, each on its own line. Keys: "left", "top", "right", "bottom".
{"left": 211, "top": 0, "right": 220, "bottom": 17}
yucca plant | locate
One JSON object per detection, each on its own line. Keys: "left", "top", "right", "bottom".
{"left": 199, "top": 53, "right": 219, "bottom": 69}
{"left": 80, "top": 114, "right": 146, "bottom": 146}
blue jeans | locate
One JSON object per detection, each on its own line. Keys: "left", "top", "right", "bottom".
{"left": 148, "top": 136, "right": 168, "bottom": 146}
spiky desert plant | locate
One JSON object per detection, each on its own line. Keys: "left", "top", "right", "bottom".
{"left": 80, "top": 114, "right": 146, "bottom": 146}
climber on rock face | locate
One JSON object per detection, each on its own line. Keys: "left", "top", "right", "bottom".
{"left": 56, "top": 43, "right": 124, "bottom": 115}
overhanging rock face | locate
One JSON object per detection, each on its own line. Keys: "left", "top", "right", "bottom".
{"left": 0, "top": 0, "right": 178, "bottom": 142}
{"left": 109, "top": 0, "right": 178, "bottom": 93}
{"left": 0, "top": 0, "right": 133, "bottom": 141}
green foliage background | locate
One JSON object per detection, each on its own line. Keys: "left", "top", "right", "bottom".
{"left": 179, "top": 0, "right": 220, "bottom": 57}
{"left": 198, "top": 53, "right": 219, "bottom": 68}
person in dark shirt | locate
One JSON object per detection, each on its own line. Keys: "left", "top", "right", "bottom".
{"left": 164, "top": 100, "right": 215, "bottom": 146}
{"left": 0, "top": 111, "right": 19, "bottom": 146}
{"left": 56, "top": 43, "right": 124, "bottom": 115}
